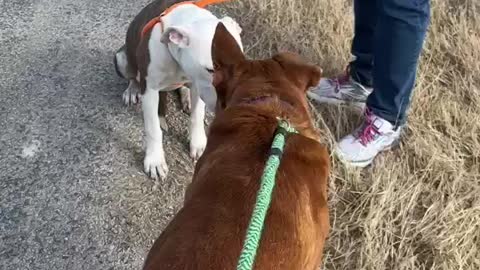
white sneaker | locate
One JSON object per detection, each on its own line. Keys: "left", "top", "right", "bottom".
{"left": 307, "top": 68, "right": 373, "bottom": 108}
{"left": 335, "top": 109, "right": 401, "bottom": 167}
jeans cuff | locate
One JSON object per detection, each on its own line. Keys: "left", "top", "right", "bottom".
{"left": 348, "top": 62, "right": 373, "bottom": 88}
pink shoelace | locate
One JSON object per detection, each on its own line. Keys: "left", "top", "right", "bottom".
{"left": 356, "top": 109, "right": 382, "bottom": 146}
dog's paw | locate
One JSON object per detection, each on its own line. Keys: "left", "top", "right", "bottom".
{"left": 144, "top": 149, "right": 169, "bottom": 180}
{"left": 179, "top": 86, "right": 191, "bottom": 114}
{"left": 189, "top": 129, "right": 207, "bottom": 161}
{"left": 123, "top": 85, "right": 141, "bottom": 106}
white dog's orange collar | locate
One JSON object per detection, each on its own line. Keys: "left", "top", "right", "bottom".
{"left": 141, "top": 0, "right": 231, "bottom": 39}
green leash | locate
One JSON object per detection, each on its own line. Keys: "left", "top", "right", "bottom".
{"left": 236, "top": 119, "right": 298, "bottom": 270}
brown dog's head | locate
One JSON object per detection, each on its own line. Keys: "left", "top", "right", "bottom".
{"left": 210, "top": 23, "right": 322, "bottom": 114}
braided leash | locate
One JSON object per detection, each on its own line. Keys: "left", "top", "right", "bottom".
{"left": 236, "top": 119, "right": 298, "bottom": 270}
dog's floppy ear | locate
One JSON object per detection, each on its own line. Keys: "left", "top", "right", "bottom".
{"left": 220, "top": 16, "right": 242, "bottom": 35}
{"left": 211, "top": 22, "right": 245, "bottom": 110}
{"left": 219, "top": 16, "right": 243, "bottom": 52}
{"left": 211, "top": 22, "right": 245, "bottom": 87}
{"left": 273, "top": 52, "right": 322, "bottom": 91}
{"left": 161, "top": 26, "right": 190, "bottom": 48}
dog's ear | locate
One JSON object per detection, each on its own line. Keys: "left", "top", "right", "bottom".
{"left": 220, "top": 16, "right": 242, "bottom": 35}
{"left": 219, "top": 16, "right": 243, "bottom": 53}
{"left": 161, "top": 26, "right": 190, "bottom": 48}
{"left": 211, "top": 22, "right": 245, "bottom": 110}
{"left": 212, "top": 22, "right": 245, "bottom": 77}
{"left": 273, "top": 52, "right": 322, "bottom": 91}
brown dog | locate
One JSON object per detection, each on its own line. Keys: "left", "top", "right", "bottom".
{"left": 143, "top": 23, "right": 330, "bottom": 270}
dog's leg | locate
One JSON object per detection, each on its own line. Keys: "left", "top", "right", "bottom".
{"left": 142, "top": 87, "right": 168, "bottom": 179}
{"left": 123, "top": 80, "right": 141, "bottom": 106}
{"left": 116, "top": 46, "right": 141, "bottom": 106}
{"left": 158, "top": 91, "right": 169, "bottom": 132}
{"left": 114, "top": 44, "right": 130, "bottom": 79}
{"left": 178, "top": 86, "right": 191, "bottom": 114}
{"left": 189, "top": 85, "right": 207, "bottom": 160}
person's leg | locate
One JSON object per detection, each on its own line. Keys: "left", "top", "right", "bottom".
{"left": 335, "top": 0, "right": 430, "bottom": 167}
{"left": 308, "top": 0, "right": 376, "bottom": 107}
{"left": 349, "top": 0, "right": 377, "bottom": 87}
{"left": 368, "top": 0, "right": 430, "bottom": 127}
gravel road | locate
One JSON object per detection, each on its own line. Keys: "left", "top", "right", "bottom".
{"left": 0, "top": 0, "right": 197, "bottom": 269}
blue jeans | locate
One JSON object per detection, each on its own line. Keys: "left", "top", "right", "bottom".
{"left": 349, "top": 0, "right": 430, "bottom": 127}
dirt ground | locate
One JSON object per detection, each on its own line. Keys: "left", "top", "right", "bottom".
{"left": 1, "top": 0, "right": 479, "bottom": 270}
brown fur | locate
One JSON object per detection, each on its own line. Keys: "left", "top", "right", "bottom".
{"left": 143, "top": 23, "right": 330, "bottom": 270}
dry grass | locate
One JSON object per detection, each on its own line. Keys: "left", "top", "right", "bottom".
{"left": 215, "top": 0, "right": 480, "bottom": 269}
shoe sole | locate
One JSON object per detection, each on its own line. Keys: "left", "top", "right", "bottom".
{"left": 307, "top": 91, "right": 366, "bottom": 110}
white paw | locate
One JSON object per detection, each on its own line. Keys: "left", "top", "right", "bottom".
{"left": 144, "top": 148, "right": 169, "bottom": 180}
{"left": 179, "top": 86, "right": 191, "bottom": 113}
{"left": 123, "top": 86, "right": 141, "bottom": 106}
{"left": 189, "top": 129, "right": 207, "bottom": 161}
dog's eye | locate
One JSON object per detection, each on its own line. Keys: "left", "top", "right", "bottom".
{"left": 206, "top": 68, "right": 214, "bottom": 74}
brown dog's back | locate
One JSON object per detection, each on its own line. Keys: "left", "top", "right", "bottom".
{"left": 143, "top": 108, "right": 329, "bottom": 270}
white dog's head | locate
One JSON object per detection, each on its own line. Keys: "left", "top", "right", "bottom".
{"left": 160, "top": 5, "right": 243, "bottom": 111}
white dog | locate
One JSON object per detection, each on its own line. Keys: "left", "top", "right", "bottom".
{"left": 114, "top": 0, "right": 243, "bottom": 179}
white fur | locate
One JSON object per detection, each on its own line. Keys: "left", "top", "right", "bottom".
{"left": 115, "top": 49, "right": 129, "bottom": 78}
{"left": 137, "top": 4, "right": 243, "bottom": 179}
{"left": 142, "top": 87, "right": 168, "bottom": 179}
{"left": 122, "top": 80, "right": 141, "bottom": 105}
{"left": 188, "top": 84, "right": 207, "bottom": 160}
{"left": 179, "top": 85, "right": 191, "bottom": 112}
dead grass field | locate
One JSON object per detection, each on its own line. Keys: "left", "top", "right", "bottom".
{"left": 215, "top": 0, "right": 480, "bottom": 269}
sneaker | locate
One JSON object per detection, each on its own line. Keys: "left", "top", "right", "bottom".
{"left": 334, "top": 109, "right": 401, "bottom": 167}
{"left": 307, "top": 67, "right": 373, "bottom": 108}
